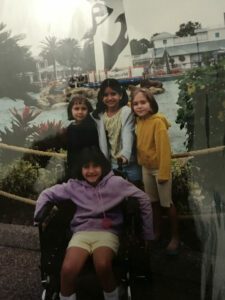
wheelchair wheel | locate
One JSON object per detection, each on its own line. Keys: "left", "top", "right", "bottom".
{"left": 127, "top": 285, "right": 132, "bottom": 300}
{"left": 42, "top": 289, "right": 59, "bottom": 300}
{"left": 41, "top": 289, "right": 46, "bottom": 300}
{"left": 119, "top": 284, "right": 133, "bottom": 300}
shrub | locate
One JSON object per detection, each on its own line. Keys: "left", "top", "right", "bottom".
{"left": 0, "top": 159, "right": 39, "bottom": 198}
{"left": 0, "top": 106, "right": 40, "bottom": 164}
{"left": 172, "top": 159, "right": 191, "bottom": 214}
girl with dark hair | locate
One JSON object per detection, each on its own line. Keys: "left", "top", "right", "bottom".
{"left": 131, "top": 88, "right": 179, "bottom": 255}
{"left": 92, "top": 78, "right": 141, "bottom": 185}
{"left": 34, "top": 146, "right": 154, "bottom": 300}
{"left": 66, "top": 95, "right": 99, "bottom": 178}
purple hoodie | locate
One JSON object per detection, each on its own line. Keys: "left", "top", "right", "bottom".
{"left": 34, "top": 171, "right": 154, "bottom": 240}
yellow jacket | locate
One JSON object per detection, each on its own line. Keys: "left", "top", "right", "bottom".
{"left": 136, "top": 113, "right": 171, "bottom": 180}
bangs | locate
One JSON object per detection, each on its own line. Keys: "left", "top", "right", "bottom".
{"left": 76, "top": 147, "right": 111, "bottom": 180}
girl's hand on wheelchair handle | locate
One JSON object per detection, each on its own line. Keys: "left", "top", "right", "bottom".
{"left": 117, "top": 156, "right": 128, "bottom": 165}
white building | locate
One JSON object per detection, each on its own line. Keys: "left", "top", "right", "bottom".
{"left": 132, "top": 24, "right": 225, "bottom": 73}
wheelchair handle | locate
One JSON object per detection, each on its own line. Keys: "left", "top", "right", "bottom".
{"left": 34, "top": 203, "right": 59, "bottom": 231}
{"left": 117, "top": 157, "right": 123, "bottom": 171}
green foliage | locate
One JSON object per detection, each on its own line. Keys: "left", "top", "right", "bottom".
{"left": 57, "top": 38, "right": 81, "bottom": 74}
{"left": 0, "top": 155, "right": 66, "bottom": 198}
{"left": 28, "top": 120, "right": 66, "bottom": 168}
{"left": 0, "top": 22, "right": 36, "bottom": 101}
{"left": 172, "top": 159, "right": 191, "bottom": 213}
{"left": 32, "top": 120, "right": 65, "bottom": 142}
{"left": 130, "top": 39, "right": 148, "bottom": 55}
{"left": 40, "top": 36, "right": 59, "bottom": 80}
{"left": 80, "top": 41, "right": 96, "bottom": 72}
{"left": 0, "top": 160, "right": 39, "bottom": 198}
{"left": 0, "top": 106, "right": 41, "bottom": 163}
{"left": 0, "top": 107, "right": 66, "bottom": 167}
{"left": 176, "top": 21, "right": 201, "bottom": 37}
{"left": 178, "top": 55, "right": 185, "bottom": 62}
{"left": 176, "top": 63, "right": 225, "bottom": 216}
{"left": 176, "top": 63, "right": 225, "bottom": 150}
{"left": 34, "top": 155, "right": 66, "bottom": 194}
{"left": 0, "top": 106, "right": 40, "bottom": 144}
{"left": 139, "top": 38, "right": 152, "bottom": 49}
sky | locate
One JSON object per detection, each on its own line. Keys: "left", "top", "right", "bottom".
{"left": 0, "top": 0, "right": 225, "bottom": 56}
{"left": 124, "top": 0, "right": 225, "bottom": 39}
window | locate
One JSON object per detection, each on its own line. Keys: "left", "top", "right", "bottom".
{"left": 163, "top": 39, "right": 167, "bottom": 45}
{"left": 215, "top": 32, "right": 220, "bottom": 38}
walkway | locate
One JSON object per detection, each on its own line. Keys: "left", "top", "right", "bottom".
{"left": 0, "top": 223, "right": 207, "bottom": 300}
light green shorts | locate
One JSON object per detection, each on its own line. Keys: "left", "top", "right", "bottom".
{"left": 67, "top": 231, "right": 119, "bottom": 254}
{"left": 142, "top": 166, "right": 173, "bottom": 208}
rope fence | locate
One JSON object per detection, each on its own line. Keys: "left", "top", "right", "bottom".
{"left": 0, "top": 142, "right": 224, "bottom": 160}
{"left": 0, "top": 142, "right": 224, "bottom": 206}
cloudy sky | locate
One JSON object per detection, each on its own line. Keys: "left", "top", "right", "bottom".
{"left": 0, "top": 0, "right": 225, "bottom": 55}
{"left": 124, "top": 0, "right": 225, "bottom": 38}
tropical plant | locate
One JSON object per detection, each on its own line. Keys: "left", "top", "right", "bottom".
{"left": 57, "top": 38, "right": 81, "bottom": 75}
{"left": 80, "top": 40, "right": 96, "bottom": 72}
{"left": 0, "top": 106, "right": 41, "bottom": 163}
{"left": 40, "top": 36, "right": 59, "bottom": 80}
{"left": 176, "top": 63, "right": 225, "bottom": 213}
{"left": 33, "top": 120, "right": 65, "bottom": 142}
{"left": 176, "top": 63, "right": 225, "bottom": 150}
{"left": 0, "top": 22, "right": 36, "bottom": 103}
{"left": 30, "top": 120, "right": 66, "bottom": 168}
{"left": 0, "top": 106, "right": 40, "bottom": 146}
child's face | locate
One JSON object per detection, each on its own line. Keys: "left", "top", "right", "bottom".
{"left": 102, "top": 87, "right": 121, "bottom": 111}
{"left": 132, "top": 92, "right": 153, "bottom": 118}
{"left": 82, "top": 162, "right": 102, "bottom": 186}
{"left": 72, "top": 103, "right": 88, "bottom": 123}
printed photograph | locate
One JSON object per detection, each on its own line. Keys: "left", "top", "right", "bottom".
{"left": 0, "top": 1, "right": 225, "bottom": 299}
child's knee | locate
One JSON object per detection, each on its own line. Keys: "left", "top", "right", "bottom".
{"left": 61, "top": 261, "right": 78, "bottom": 280}
{"left": 95, "top": 258, "right": 112, "bottom": 275}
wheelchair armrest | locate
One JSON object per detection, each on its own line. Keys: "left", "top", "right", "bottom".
{"left": 34, "top": 203, "right": 58, "bottom": 224}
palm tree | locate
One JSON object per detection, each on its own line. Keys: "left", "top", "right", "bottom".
{"left": 57, "top": 38, "right": 81, "bottom": 75}
{"left": 0, "top": 22, "right": 36, "bottom": 101}
{"left": 40, "top": 36, "right": 59, "bottom": 80}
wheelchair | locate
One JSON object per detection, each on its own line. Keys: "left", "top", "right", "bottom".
{"left": 35, "top": 185, "right": 152, "bottom": 300}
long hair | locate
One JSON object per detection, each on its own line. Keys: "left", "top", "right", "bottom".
{"left": 130, "top": 88, "right": 159, "bottom": 115}
{"left": 76, "top": 146, "right": 111, "bottom": 180}
{"left": 92, "top": 78, "right": 128, "bottom": 119}
{"left": 67, "top": 95, "right": 93, "bottom": 121}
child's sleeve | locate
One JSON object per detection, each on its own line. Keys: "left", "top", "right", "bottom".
{"left": 155, "top": 123, "right": 171, "bottom": 180}
{"left": 121, "top": 108, "right": 135, "bottom": 162}
{"left": 34, "top": 183, "right": 71, "bottom": 219}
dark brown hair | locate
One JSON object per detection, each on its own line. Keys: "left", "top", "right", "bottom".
{"left": 130, "top": 88, "right": 159, "bottom": 114}
{"left": 92, "top": 78, "right": 128, "bottom": 119}
{"left": 67, "top": 95, "right": 93, "bottom": 120}
{"left": 76, "top": 146, "right": 111, "bottom": 180}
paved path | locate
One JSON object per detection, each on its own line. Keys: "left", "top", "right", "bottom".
{"left": 0, "top": 223, "right": 206, "bottom": 300}
{"left": 0, "top": 224, "right": 41, "bottom": 300}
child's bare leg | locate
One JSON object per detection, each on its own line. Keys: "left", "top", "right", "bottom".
{"left": 165, "top": 204, "right": 179, "bottom": 250}
{"left": 93, "top": 247, "right": 116, "bottom": 292}
{"left": 60, "top": 247, "right": 89, "bottom": 296}
{"left": 152, "top": 201, "right": 162, "bottom": 240}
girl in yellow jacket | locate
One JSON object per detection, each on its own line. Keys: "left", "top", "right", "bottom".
{"left": 131, "top": 87, "right": 179, "bottom": 255}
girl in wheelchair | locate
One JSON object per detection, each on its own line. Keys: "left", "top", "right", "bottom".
{"left": 34, "top": 147, "right": 154, "bottom": 300}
